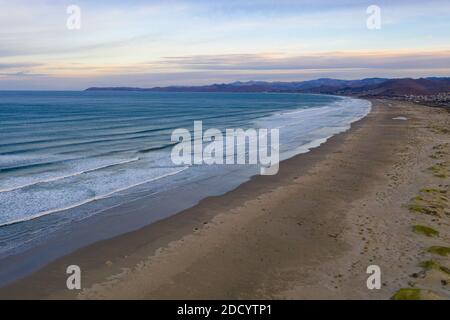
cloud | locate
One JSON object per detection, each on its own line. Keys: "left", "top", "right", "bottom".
{"left": 158, "top": 51, "right": 450, "bottom": 71}
{"left": 0, "top": 63, "right": 42, "bottom": 70}
{"left": 0, "top": 71, "right": 47, "bottom": 77}
{"left": 1, "top": 1, "right": 450, "bottom": 89}
{"left": 1, "top": 49, "right": 450, "bottom": 89}
{"left": 2, "top": 65, "right": 449, "bottom": 91}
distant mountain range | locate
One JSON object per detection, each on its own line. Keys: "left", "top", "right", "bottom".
{"left": 86, "top": 77, "right": 450, "bottom": 97}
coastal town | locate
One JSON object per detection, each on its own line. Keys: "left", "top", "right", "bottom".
{"left": 399, "top": 92, "right": 450, "bottom": 107}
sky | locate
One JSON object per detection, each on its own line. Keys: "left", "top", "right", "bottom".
{"left": 0, "top": 0, "right": 449, "bottom": 90}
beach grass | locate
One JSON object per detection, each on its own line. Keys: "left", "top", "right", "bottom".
{"left": 428, "top": 162, "right": 449, "bottom": 178}
{"left": 428, "top": 126, "right": 450, "bottom": 135}
{"left": 390, "top": 288, "right": 441, "bottom": 300}
{"left": 419, "top": 260, "right": 440, "bottom": 270}
{"left": 408, "top": 186, "right": 448, "bottom": 217}
{"left": 419, "top": 260, "right": 450, "bottom": 275}
{"left": 412, "top": 225, "right": 439, "bottom": 237}
{"left": 427, "top": 246, "right": 450, "bottom": 257}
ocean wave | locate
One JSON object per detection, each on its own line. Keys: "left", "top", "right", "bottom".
{"left": 0, "top": 166, "right": 188, "bottom": 227}
{"left": 0, "top": 157, "right": 140, "bottom": 193}
{"left": 0, "top": 157, "right": 74, "bottom": 172}
{"left": 138, "top": 142, "right": 179, "bottom": 153}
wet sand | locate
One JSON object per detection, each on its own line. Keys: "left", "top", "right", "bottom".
{"left": 1, "top": 99, "right": 449, "bottom": 300}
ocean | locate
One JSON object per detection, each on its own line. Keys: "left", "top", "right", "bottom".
{"left": 0, "top": 91, "right": 370, "bottom": 283}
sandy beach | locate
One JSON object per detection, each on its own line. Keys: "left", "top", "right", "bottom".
{"left": 1, "top": 99, "right": 449, "bottom": 300}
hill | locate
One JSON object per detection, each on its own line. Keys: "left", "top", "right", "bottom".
{"left": 86, "top": 77, "right": 450, "bottom": 97}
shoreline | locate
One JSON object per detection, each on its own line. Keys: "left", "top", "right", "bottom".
{"left": 0, "top": 95, "right": 367, "bottom": 287}
{"left": 1, "top": 99, "right": 449, "bottom": 299}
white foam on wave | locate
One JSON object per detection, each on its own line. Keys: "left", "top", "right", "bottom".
{"left": 0, "top": 166, "right": 188, "bottom": 227}
{"left": 0, "top": 157, "right": 140, "bottom": 193}
{"left": 256, "top": 96, "right": 372, "bottom": 162}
